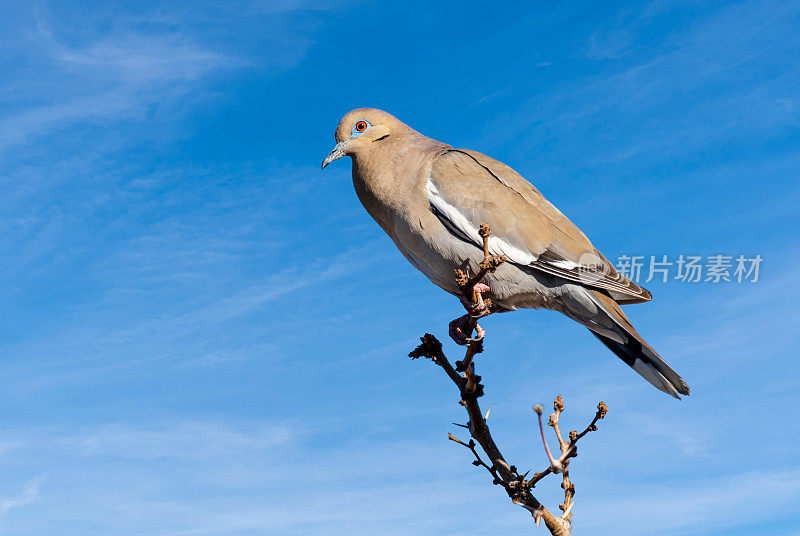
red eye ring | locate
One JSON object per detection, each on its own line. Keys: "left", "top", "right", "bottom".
{"left": 355, "top": 121, "right": 367, "bottom": 132}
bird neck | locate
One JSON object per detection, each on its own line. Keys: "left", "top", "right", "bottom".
{"left": 350, "top": 133, "right": 449, "bottom": 231}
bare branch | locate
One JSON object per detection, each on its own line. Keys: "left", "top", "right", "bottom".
{"left": 407, "top": 224, "right": 609, "bottom": 535}
{"left": 409, "top": 334, "right": 569, "bottom": 535}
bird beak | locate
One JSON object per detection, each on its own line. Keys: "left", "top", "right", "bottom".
{"left": 321, "top": 141, "right": 347, "bottom": 170}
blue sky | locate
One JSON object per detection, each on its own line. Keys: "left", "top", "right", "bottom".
{"left": 1, "top": 1, "right": 799, "bottom": 534}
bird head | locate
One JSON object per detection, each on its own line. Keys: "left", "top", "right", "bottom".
{"left": 321, "top": 108, "right": 405, "bottom": 169}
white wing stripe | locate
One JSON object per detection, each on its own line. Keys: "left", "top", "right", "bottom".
{"left": 426, "top": 179, "right": 537, "bottom": 265}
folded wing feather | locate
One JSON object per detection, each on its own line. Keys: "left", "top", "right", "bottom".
{"left": 428, "top": 149, "right": 652, "bottom": 304}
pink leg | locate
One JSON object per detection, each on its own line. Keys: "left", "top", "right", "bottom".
{"left": 449, "top": 283, "right": 492, "bottom": 346}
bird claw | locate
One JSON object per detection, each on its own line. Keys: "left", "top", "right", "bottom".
{"left": 451, "top": 277, "right": 495, "bottom": 345}
{"left": 449, "top": 315, "right": 486, "bottom": 346}
{"left": 459, "top": 283, "right": 493, "bottom": 316}
{"left": 472, "top": 322, "right": 486, "bottom": 341}
{"left": 449, "top": 315, "right": 472, "bottom": 346}
{"left": 451, "top": 228, "right": 503, "bottom": 346}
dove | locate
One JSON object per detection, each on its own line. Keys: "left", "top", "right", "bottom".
{"left": 322, "top": 108, "right": 689, "bottom": 398}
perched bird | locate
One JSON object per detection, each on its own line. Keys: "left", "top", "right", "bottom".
{"left": 322, "top": 108, "right": 690, "bottom": 398}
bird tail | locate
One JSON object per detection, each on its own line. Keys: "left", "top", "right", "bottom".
{"left": 562, "top": 288, "right": 691, "bottom": 398}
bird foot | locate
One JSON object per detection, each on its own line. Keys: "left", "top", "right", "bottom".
{"left": 449, "top": 282, "right": 493, "bottom": 346}
{"left": 459, "top": 282, "right": 491, "bottom": 312}
{"left": 449, "top": 225, "right": 506, "bottom": 346}
{"left": 449, "top": 315, "right": 485, "bottom": 346}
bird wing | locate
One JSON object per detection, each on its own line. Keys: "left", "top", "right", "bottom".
{"left": 427, "top": 149, "right": 651, "bottom": 304}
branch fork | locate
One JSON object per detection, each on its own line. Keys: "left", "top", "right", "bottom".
{"left": 408, "top": 229, "right": 609, "bottom": 535}
{"left": 409, "top": 334, "right": 606, "bottom": 535}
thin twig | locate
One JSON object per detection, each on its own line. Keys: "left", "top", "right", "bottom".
{"left": 536, "top": 396, "right": 608, "bottom": 521}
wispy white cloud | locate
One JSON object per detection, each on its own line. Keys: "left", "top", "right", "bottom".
{"left": 0, "top": 477, "right": 42, "bottom": 516}
{"left": 0, "top": 1, "right": 332, "bottom": 150}
{"left": 0, "top": 24, "right": 230, "bottom": 147}
{"left": 6, "top": 413, "right": 793, "bottom": 536}
{"left": 580, "top": 469, "right": 800, "bottom": 535}
{"left": 480, "top": 1, "right": 800, "bottom": 164}
{"left": 68, "top": 420, "right": 294, "bottom": 460}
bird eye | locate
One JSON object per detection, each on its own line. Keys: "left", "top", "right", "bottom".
{"left": 355, "top": 121, "right": 368, "bottom": 132}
